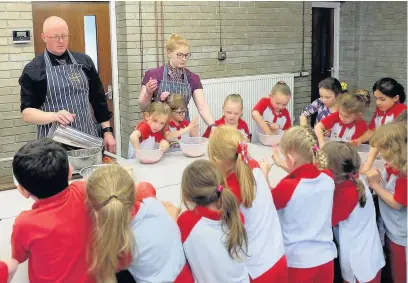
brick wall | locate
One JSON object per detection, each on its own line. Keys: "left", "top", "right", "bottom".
{"left": 0, "top": 2, "right": 35, "bottom": 189}
{"left": 339, "top": 1, "right": 407, "bottom": 120}
{"left": 116, "top": 1, "right": 313, "bottom": 156}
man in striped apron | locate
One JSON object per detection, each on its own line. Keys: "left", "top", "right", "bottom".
{"left": 19, "top": 16, "right": 116, "bottom": 152}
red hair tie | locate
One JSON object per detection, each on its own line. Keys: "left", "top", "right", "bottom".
{"left": 312, "top": 144, "right": 319, "bottom": 152}
{"left": 348, "top": 172, "right": 359, "bottom": 180}
{"left": 237, "top": 141, "right": 249, "bottom": 164}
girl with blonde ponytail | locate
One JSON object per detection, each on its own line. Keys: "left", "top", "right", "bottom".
{"left": 366, "top": 122, "right": 407, "bottom": 283}
{"left": 321, "top": 141, "right": 385, "bottom": 283}
{"left": 86, "top": 165, "right": 193, "bottom": 283}
{"left": 208, "top": 126, "right": 288, "bottom": 283}
{"left": 270, "top": 126, "right": 337, "bottom": 283}
{"left": 176, "top": 159, "right": 249, "bottom": 283}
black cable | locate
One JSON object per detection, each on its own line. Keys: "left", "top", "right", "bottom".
{"left": 139, "top": 1, "right": 144, "bottom": 81}
{"left": 218, "top": 1, "right": 222, "bottom": 50}
{"left": 301, "top": 1, "right": 305, "bottom": 71}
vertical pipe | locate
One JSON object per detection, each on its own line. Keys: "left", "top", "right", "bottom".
{"left": 154, "top": 2, "right": 159, "bottom": 67}
{"left": 160, "top": 1, "right": 165, "bottom": 65}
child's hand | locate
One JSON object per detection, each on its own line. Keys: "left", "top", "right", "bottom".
{"left": 323, "top": 130, "right": 331, "bottom": 137}
{"left": 268, "top": 123, "right": 279, "bottom": 131}
{"left": 350, "top": 139, "right": 361, "bottom": 147}
{"left": 366, "top": 169, "right": 382, "bottom": 186}
{"left": 162, "top": 201, "right": 181, "bottom": 221}
{"left": 188, "top": 118, "right": 199, "bottom": 131}
{"left": 360, "top": 162, "right": 371, "bottom": 174}
{"left": 260, "top": 159, "right": 272, "bottom": 177}
{"left": 271, "top": 145, "right": 285, "bottom": 168}
{"left": 159, "top": 140, "right": 170, "bottom": 152}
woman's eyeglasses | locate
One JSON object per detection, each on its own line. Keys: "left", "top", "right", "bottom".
{"left": 176, "top": 53, "right": 192, "bottom": 59}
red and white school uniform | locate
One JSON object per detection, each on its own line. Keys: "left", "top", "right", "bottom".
{"left": 332, "top": 178, "right": 385, "bottom": 283}
{"left": 272, "top": 164, "right": 337, "bottom": 283}
{"left": 11, "top": 182, "right": 95, "bottom": 283}
{"left": 168, "top": 120, "right": 190, "bottom": 140}
{"left": 227, "top": 159, "right": 288, "bottom": 283}
{"left": 0, "top": 262, "right": 7, "bottom": 283}
{"left": 379, "top": 167, "right": 407, "bottom": 283}
{"left": 128, "top": 182, "right": 194, "bottom": 283}
{"left": 128, "top": 121, "right": 166, "bottom": 159}
{"left": 321, "top": 112, "right": 367, "bottom": 142}
{"left": 178, "top": 206, "right": 250, "bottom": 283}
{"left": 252, "top": 97, "right": 291, "bottom": 132}
{"left": 202, "top": 116, "right": 250, "bottom": 140}
{"left": 368, "top": 103, "right": 407, "bottom": 130}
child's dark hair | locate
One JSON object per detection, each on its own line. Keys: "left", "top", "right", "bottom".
{"left": 318, "top": 77, "right": 345, "bottom": 96}
{"left": 12, "top": 138, "right": 69, "bottom": 199}
{"left": 373, "top": 77, "right": 406, "bottom": 103}
{"left": 321, "top": 141, "right": 366, "bottom": 207}
{"left": 181, "top": 159, "right": 248, "bottom": 259}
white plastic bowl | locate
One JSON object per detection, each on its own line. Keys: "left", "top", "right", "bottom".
{"left": 257, "top": 130, "right": 283, "bottom": 147}
{"left": 135, "top": 148, "right": 164, "bottom": 164}
{"left": 179, "top": 137, "right": 208, "bottom": 157}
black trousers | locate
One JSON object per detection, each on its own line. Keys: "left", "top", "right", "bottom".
{"left": 116, "top": 270, "right": 136, "bottom": 283}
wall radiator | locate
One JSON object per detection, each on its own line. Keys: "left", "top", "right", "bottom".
{"left": 188, "top": 73, "right": 295, "bottom": 136}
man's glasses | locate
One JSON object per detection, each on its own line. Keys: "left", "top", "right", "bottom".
{"left": 176, "top": 53, "right": 192, "bottom": 59}
{"left": 45, "top": 34, "right": 70, "bottom": 41}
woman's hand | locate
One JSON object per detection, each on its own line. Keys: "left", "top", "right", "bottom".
{"left": 146, "top": 77, "right": 158, "bottom": 95}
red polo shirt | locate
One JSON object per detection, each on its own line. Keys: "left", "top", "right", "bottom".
{"left": 11, "top": 181, "right": 95, "bottom": 283}
{"left": 202, "top": 116, "right": 250, "bottom": 138}
{"left": 368, "top": 103, "right": 407, "bottom": 130}
{"left": 0, "top": 262, "right": 7, "bottom": 283}
{"left": 136, "top": 121, "right": 165, "bottom": 142}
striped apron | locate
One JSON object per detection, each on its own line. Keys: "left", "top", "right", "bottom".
{"left": 38, "top": 50, "right": 98, "bottom": 139}
{"left": 154, "top": 64, "right": 193, "bottom": 121}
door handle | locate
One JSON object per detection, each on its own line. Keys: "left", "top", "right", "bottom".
{"left": 105, "top": 85, "right": 112, "bottom": 100}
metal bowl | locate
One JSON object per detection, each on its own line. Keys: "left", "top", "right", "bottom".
{"left": 67, "top": 147, "right": 102, "bottom": 170}
{"left": 79, "top": 164, "right": 109, "bottom": 179}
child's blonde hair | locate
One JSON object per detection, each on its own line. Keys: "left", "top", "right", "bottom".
{"left": 338, "top": 92, "right": 368, "bottom": 114}
{"left": 166, "top": 93, "right": 187, "bottom": 111}
{"left": 208, "top": 126, "right": 255, "bottom": 208}
{"left": 223, "top": 93, "right": 243, "bottom": 109}
{"left": 321, "top": 142, "right": 366, "bottom": 207}
{"left": 165, "top": 33, "right": 190, "bottom": 52}
{"left": 181, "top": 160, "right": 248, "bottom": 259}
{"left": 145, "top": 101, "right": 171, "bottom": 118}
{"left": 353, "top": 89, "right": 371, "bottom": 107}
{"left": 370, "top": 122, "right": 407, "bottom": 175}
{"left": 270, "top": 81, "right": 291, "bottom": 97}
{"left": 86, "top": 165, "right": 136, "bottom": 282}
{"left": 280, "top": 126, "right": 328, "bottom": 169}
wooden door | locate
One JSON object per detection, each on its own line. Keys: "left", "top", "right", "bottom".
{"left": 32, "top": 2, "right": 114, "bottom": 130}
{"left": 311, "top": 8, "right": 334, "bottom": 126}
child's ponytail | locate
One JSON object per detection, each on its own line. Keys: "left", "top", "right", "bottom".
{"left": 208, "top": 126, "right": 255, "bottom": 208}
{"left": 181, "top": 160, "right": 248, "bottom": 259}
{"left": 86, "top": 165, "right": 136, "bottom": 283}
{"left": 355, "top": 178, "right": 367, "bottom": 207}
{"left": 218, "top": 185, "right": 248, "bottom": 259}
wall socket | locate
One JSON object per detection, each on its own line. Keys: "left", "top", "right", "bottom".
{"left": 218, "top": 51, "right": 227, "bottom": 60}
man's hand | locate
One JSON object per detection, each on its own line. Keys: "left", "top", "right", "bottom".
{"left": 53, "top": 110, "right": 76, "bottom": 125}
{"left": 103, "top": 132, "right": 116, "bottom": 153}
